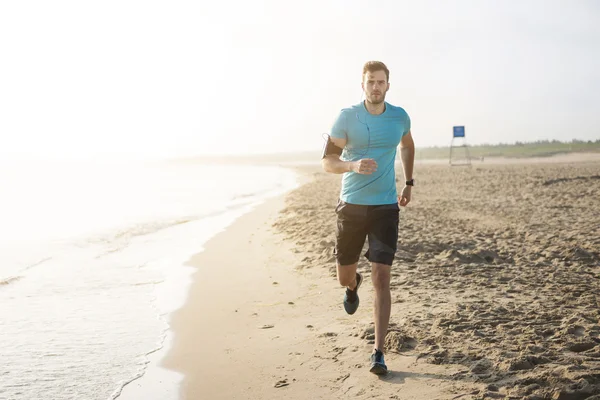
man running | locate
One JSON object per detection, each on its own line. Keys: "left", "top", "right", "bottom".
{"left": 321, "top": 61, "right": 415, "bottom": 374}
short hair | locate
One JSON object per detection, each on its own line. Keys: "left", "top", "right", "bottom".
{"left": 362, "top": 61, "right": 389, "bottom": 82}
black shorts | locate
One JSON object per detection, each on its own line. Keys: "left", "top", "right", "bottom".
{"left": 333, "top": 200, "right": 399, "bottom": 266}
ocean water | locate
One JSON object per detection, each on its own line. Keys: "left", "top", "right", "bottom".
{"left": 0, "top": 159, "right": 298, "bottom": 400}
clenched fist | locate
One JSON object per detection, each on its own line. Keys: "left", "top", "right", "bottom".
{"left": 351, "top": 158, "right": 378, "bottom": 175}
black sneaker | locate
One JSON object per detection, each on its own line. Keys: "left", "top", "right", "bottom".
{"left": 343, "top": 272, "right": 362, "bottom": 315}
{"left": 370, "top": 349, "right": 387, "bottom": 375}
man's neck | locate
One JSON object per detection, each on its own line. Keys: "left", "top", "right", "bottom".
{"left": 364, "top": 100, "right": 386, "bottom": 115}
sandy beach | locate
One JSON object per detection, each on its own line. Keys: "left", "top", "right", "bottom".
{"left": 151, "top": 155, "right": 600, "bottom": 400}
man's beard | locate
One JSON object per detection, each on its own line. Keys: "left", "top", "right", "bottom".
{"left": 366, "top": 91, "right": 386, "bottom": 105}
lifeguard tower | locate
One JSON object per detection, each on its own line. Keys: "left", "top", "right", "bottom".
{"left": 449, "top": 126, "right": 471, "bottom": 167}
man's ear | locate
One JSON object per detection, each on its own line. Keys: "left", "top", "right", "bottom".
{"left": 387, "top": 82, "right": 390, "bottom": 91}
{"left": 361, "top": 82, "right": 365, "bottom": 91}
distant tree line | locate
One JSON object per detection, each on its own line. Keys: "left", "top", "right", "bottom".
{"left": 498, "top": 139, "right": 599, "bottom": 147}
{"left": 422, "top": 138, "right": 600, "bottom": 149}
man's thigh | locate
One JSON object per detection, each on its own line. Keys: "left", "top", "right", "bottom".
{"left": 334, "top": 201, "right": 368, "bottom": 266}
{"left": 365, "top": 203, "right": 399, "bottom": 266}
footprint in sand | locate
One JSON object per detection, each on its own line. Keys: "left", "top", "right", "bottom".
{"left": 273, "top": 379, "right": 289, "bottom": 388}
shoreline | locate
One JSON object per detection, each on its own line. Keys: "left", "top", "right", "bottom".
{"left": 115, "top": 167, "right": 302, "bottom": 400}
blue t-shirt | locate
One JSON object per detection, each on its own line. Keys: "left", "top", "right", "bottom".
{"left": 330, "top": 101, "right": 410, "bottom": 205}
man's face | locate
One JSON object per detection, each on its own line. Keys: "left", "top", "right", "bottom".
{"left": 362, "top": 70, "right": 389, "bottom": 105}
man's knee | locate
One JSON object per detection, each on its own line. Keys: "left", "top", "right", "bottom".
{"left": 371, "top": 263, "right": 391, "bottom": 292}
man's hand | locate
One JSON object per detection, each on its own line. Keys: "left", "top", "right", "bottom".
{"left": 398, "top": 185, "right": 411, "bottom": 207}
{"left": 351, "top": 158, "right": 378, "bottom": 175}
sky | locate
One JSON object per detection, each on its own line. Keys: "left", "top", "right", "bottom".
{"left": 1, "top": 0, "right": 599, "bottom": 160}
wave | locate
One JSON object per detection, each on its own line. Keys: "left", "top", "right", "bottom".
{"left": 90, "top": 191, "right": 268, "bottom": 258}
{"left": 0, "top": 257, "right": 52, "bottom": 288}
{"left": 0, "top": 275, "right": 23, "bottom": 285}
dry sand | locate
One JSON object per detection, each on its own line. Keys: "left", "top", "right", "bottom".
{"left": 162, "top": 157, "right": 600, "bottom": 400}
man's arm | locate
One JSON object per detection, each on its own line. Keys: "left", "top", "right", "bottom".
{"left": 321, "top": 136, "right": 378, "bottom": 175}
{"left": 399, "top": 131, "right": 414, "bottom": 181}
{"left": 398, "top": 131, "right": 415, "bottom": 207}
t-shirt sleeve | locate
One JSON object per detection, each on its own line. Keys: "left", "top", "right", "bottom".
{"left": 330, "top": 110, "right": 348, "bottom": 140}
{"left": 403, "top": 112, "right": 411, "bottom": 136}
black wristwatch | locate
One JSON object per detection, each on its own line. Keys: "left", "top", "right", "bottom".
{"left": 405, "top": 179, "right": 414, "bottom": 186}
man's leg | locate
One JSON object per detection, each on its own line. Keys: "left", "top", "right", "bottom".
{"left": 334, "top": 201, "right": 367, "bottom": 315}
{"left": 371, "top": 262, "right": 391, "bottom": 351}
{"left": 365, "top": 203, "right": 398, "bottom": 352}
{"left": 365, "top": 203, "right": 398, "bottom": 374}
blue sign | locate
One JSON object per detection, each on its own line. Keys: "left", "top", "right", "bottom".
{"left": 453, "top": 126, "right": 465, "bottom": 137}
